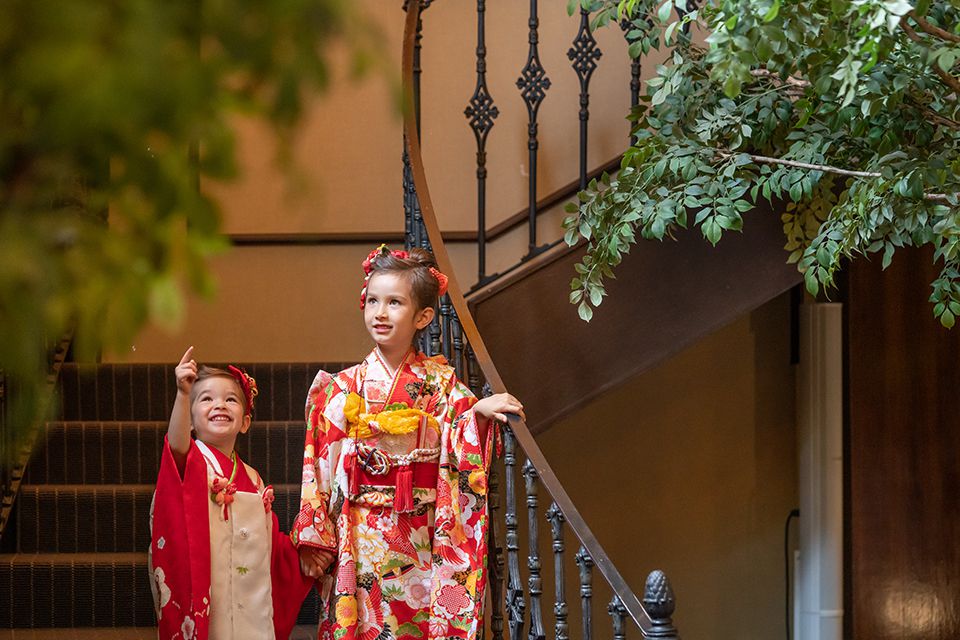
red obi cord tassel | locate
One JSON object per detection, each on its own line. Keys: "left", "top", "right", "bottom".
{"left": 394, "top": 464, "right": 414, "bottom": 513}
{"left": 348, "top": 456, "right": 360, "bottom": 498}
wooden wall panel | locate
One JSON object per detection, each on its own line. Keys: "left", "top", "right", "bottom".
{"left": 848, "top": 247, "right": 960, "bottom": 639}
{"left": 470, "top": 202, "right": 801, "bottom": 432}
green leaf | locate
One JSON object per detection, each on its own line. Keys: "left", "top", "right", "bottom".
{"left": 723, "top": 74, "right": 742, "bottom": 98}
{"left": 881, "top": 242, "right": 895, "bottom": 269}
{"left": 657, "top": 0, "right": 672, "bottom": 23}
{"left": 664, "top": 21, "right": 679, "bottom": 45}
{"left": 149, "top": 275, "right": 184, "bottom": 332}
{"left": 589, "top": 286, "right": 603, "bottom": 306}
{"left": 578, "top": 301, "right": 594, "bottom": 322}
{"left": 941, "top": 309, "right": 956, "bottom": 328}
{"left": 805, "top": 269, "right": 820, "bottom": 296}
{"left": 763, "top": 0, "right": 780, "bottom": 22}
{"left": 789, "top": 182, "right": 803, "bottom": 202}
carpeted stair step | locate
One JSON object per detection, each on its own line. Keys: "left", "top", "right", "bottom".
{"left": 56, "top": 362, "right": 348, "bottom": 423}
{"left": 24, "top": 421, "right": 308, "bottom": 486}
{"left": 8, "top": 485, "right": 302, "bottom": 554}
{"left": 0, "top": 553, "right": 321, "bottom": 627}
{"left": 0, "top": 553, "right": 153, "bottom": 627}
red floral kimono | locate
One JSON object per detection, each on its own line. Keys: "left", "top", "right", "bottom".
{"left": 292, "top": 350, "right": 494, "bottom": 640}
{"left": 150, "top": 437, "right": 313, "bottom": 639}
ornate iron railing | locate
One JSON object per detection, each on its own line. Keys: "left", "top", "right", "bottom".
{"left": 401, "top": 4, "right": 679, "bottom": 638}
{"left": 448, "top": 0, "right": 648, "bottom": 291}
{"left": 0, "top": 334, "right": 71, "bottom": 540}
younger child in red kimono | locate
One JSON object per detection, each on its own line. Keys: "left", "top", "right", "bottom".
{"left": 150, "top": 347, "right": 313, "bottom": 639}
{"left": 292, "top": 246, "right": 524, "bottom": 640}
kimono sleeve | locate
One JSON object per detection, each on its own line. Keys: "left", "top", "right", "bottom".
{"left": 441, "top": 372, "right": 496, "bottom": 489}
{"left": 270, "top": 511, "right": 314, "bottom": 640}
{"left": 290, "top": 368, "right": 343, "bottom": 552}
{"left": 150, "top": 437, "right": 211, "bottom": 640}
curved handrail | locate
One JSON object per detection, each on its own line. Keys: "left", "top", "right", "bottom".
{"left": 401, "top": 4, "right": 661, "bottom": 634}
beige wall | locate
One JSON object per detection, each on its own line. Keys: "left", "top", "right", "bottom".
{"left": 534, "top": 293, "right": 797, "bottom": 639}
{"left": 110, "top": 1, "right": 669, "bottom": 362}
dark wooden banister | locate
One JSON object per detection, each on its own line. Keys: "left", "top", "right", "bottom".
{"left": 401, "top": 5, "right": 662, "bottom": 635}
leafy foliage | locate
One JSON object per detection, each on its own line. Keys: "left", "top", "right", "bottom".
{"left": 0, "top": 0, "right": 379, "bottom": 441}
{"left": 564, "top": 0, "right": 960, "bottom": 325}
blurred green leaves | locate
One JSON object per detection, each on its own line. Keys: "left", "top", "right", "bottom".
{"left": 564, "top": 0, "right": 960, "bottom": 326}
{"left": 0, "top": 0, "right": 379, "bottom": 444}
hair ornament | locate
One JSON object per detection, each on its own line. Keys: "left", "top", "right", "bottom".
{"left": 359, "top": 244, "right": 411, "bottom": 308}
{"left": 362, "top": 244, "right": 409, "bottom": 276}
{"left": 226, "top": 365, "right": 258, "bottom": 416}
{"left": 429, "top": 267, "right": 449, "bottom": 296}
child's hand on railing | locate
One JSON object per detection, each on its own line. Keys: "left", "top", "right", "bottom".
{"left": 474, "top": 393, "right": 525, "bottom": 425}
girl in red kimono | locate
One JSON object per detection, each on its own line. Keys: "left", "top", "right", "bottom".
{"left": 292, "top": 246, "right": 524, "bottom": 640}
{"left": 150, "top": 348, "right": 313, "bottom": 639}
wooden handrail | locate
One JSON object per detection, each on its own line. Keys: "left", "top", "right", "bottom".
{"left": 401, "top": 5, "right": 660, "bottom": 635}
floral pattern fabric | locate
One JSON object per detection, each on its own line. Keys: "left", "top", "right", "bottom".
{"left": 292, "top": 350, "right": 493, "bottom": 640}
{"left": 150, "top": 438, "right": 312, "bottom": 640}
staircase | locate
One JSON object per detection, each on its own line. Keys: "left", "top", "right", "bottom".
{"left": 0, "top": 361, "right": 350, "bottom": 637}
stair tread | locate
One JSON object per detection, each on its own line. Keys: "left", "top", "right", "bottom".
{"left": 0, "top": 552, "right": 146, "bottom": 564}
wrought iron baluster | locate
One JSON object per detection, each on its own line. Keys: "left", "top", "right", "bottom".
{"left": 488, "top": 429, "right": 505, "bottom": 640}
{"left": 402, "top": 1, "right": 430, "bottom": 254}
{"left": 546, "top": 503, "right": 568, "bottom": 640}
{"left": 464, "top": 0, "right": 499, "bottom": 285}
{"left": 618, "top": 19, "right": 643, "bottom": 145}
{"left": 516, "top": 0, "right": 551, "bottom": 260}
{"left": 568, "top": 6, "right": 602, "bottom": 190}
{"left": 451, "top": 316, "right": 464, "bottom": 377}
{"left": 643, "top": 570, "right": 678, "bottom": 639}
{"left": 576, "top": 547, "right": 594, "bottom": 640}
{"left": 504, "top": 427, "right": 526, "bottom": 640}
{"left": 466, "top": 346, "right": 483, "bottom": 397}
{"left": 428, "top": 303, "right": 442, "bottom": 356}
{"left": 609, "top": 596, "right": 627, "bottom": 640}
{"left": 439, "top": 293, "right": 453, "bottom": 360}
{"left": 523, "top": 461, "right": 546, "bottom": 640}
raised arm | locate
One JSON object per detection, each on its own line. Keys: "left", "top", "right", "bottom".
{"left": 167, "top": 346, "right": 197, "bottom": 475}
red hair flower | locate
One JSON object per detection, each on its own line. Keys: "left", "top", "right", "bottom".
{"left": 359, "top": 244, "right": 411, "bottom": 307}
{"left": 226, "top": 365, "right": 258, "bottom": 416}
{"left": 429, "top": 267, "right": 448, "bottom": 296}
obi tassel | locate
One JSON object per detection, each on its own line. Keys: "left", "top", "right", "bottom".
{"left": 394, "top": 464, "right": 414, "bottom": 512}
{"left": 348, "top": 456, "right": 360, "bottom": 497}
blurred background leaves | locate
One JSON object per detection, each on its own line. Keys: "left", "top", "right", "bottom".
{"left": 0, "top": 0, "right": 384, "bottom": 450}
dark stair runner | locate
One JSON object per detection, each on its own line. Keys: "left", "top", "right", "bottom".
{"left": 0, "top": 362, "right": 350, "bottom": 636}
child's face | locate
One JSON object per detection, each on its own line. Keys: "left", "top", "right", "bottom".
{"left": 190, "top": 376, "right": 251, "bottom": 453}
{"left": 363, "top": 272, "right": 434, "bottom": 354}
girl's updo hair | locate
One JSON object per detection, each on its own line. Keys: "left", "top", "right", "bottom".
{"left": 369, "top": 247, "right": 441, "bottom": 311}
